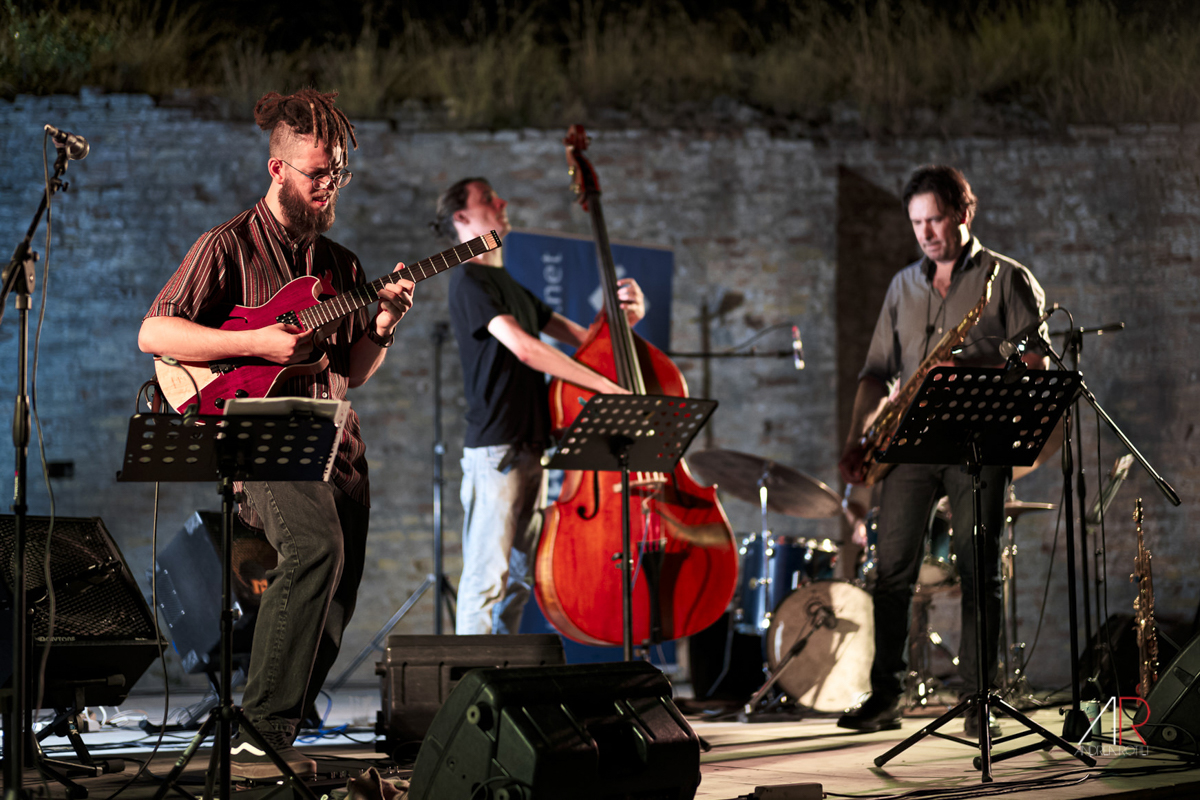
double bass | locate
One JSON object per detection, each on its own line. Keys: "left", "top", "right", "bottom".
{"left": 534, "top": 125, "right": 739, "bottom": 647}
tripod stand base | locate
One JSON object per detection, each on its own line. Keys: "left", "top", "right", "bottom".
{"left": 874, "top": 692, "right": 1096, "bottom": 781}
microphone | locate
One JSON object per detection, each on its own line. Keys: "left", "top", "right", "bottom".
{"left": 791, "top": 325, "right": 805, "bottom": 370}
{"left": 1001, "top": 348, "right": 1028, "bottom": 384}
{"left": 997, "top": 302, "right": 1060, "bottom": 361}
{"left": 44, "top": 124, "right": 90, "bottom": 160}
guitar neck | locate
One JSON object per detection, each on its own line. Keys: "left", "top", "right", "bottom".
{"left": 298, "top": 232, "right": 500, "bottom": 330}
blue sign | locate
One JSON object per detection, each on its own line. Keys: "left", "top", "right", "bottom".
{"left": 501, "top": 230, "right": 674, "bottom": 353}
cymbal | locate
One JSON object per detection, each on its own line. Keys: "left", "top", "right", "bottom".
{"left": 687, "top": 449, "right": 843, "bottom": 519}
{"left": 1005, "top": 500, "right": 1057, "bottom": 520}
{"left": 936, "top": 496, "right": 1057, "bottom": 521}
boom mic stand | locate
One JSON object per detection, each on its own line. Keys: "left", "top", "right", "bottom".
{"left": 1035, "top": 321, "right": 1178, "bottom": 742}
{"left": 328, "top": 322, "right": 457, "bottom": 691}
{"left": 2, "top": 145, "right": 72, "bottom": 800}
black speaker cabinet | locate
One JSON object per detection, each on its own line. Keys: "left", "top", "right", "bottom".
{"left": 408, "top": 661, "right": 700, "bottom": 800}
{"left": 153, "top": 510, "right": 277, "bottom": 675}
{"left": 0, "top": 515, "right": 163, "bottom": 708}
{"left": 376, "top": 634, "right": 565, "bottom": 751}
{"left": 1135, "top": 632, "right": 1200, "bottom": 756}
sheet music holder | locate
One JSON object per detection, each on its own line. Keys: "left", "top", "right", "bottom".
{"left": 871, "top": 367, "right": 1095, "bottom": 782}
{"left": 547, "top": 394, "right": 717, "bottom": 660}
{"left": 117, "top": 401, "right": 342, "bottom": 800}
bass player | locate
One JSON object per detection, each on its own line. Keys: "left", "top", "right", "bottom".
{"left": 431, "top": 177, "right": 644, "bottom": 636}
{"left": 837, "top": 165, "right": 1048, "bottom": 738}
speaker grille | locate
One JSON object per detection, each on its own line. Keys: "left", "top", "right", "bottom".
{"left": 0, "top": 516, "right": 156, "bottom": 640}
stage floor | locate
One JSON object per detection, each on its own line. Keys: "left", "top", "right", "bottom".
{"left": 19, "top": 688, "right": 1200, "bottom": 799}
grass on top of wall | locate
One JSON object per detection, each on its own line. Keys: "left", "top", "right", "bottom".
{"left": 3, "top": 0, "right": 1199, "bottom": 134}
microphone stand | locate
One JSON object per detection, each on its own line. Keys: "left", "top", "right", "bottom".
{"left": 2, "top": 148, "right": 71, "bottom": 800}
{"left": 1047, "top": 321, "right": 1124, "bottom": 655}
{"left": 1029, "top": 324, "right": 1179, "bottom": 742}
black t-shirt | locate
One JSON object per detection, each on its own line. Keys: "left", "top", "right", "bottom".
{"left": 448, "top": 262, "right": 555, "bottom": 448}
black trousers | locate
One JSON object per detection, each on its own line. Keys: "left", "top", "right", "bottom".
{"left": 240, "top": 481, "right": 370, "bottom": 740}
{"left": 870, "top": 463, "right": 1009, "bottom": 699}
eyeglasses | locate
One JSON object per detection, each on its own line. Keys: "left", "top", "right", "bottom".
{"left": 279, "top": 160, "right": 353, "bottom": 191}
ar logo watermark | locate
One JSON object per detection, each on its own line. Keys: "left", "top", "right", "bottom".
{"left": 1077, "top": 697, "right": 1152, "bottom": 756}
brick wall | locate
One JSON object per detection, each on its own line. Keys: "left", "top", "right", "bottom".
{"left": 1, "top": 91, "right": 1196, "bottom": 692}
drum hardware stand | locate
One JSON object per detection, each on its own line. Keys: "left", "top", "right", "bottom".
{"left": 997, "top": 496, "right": 1041, "bottom": 708}
{"left": 548, "top": 394, "right": 717, "bottom": 661}
{"left": 871, "top": 366, "right": 1094, "bottom": 782}
{"left": 709, "top": 472, "right": 774, "bottom": 700}
{"left": 905, "top": 590, "right": 957, "bottom": 710}
{"left": 118, "top": 408, "right": 340, "bottom": 800}
{"left": 740, "top": 605, "right": 835, "bottom": 721}
{"left": 328, "top": 322, "right": 457, "bottom": 692}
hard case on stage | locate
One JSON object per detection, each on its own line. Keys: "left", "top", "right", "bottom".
{"left": 375, "top": 633, "right": 565, "bottom": 751}
{"left": 407, "top": 661, "right": 700, "bottom": 800}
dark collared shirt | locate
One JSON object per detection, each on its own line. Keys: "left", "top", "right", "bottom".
{"left": 144, "top": 198, "right": 372, "bottom": 507}
{"left": 861, "top": 237, "right": 1047, "bottom": 389}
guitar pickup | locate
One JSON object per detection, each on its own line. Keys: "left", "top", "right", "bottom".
{"left": 276, "top": 310, "right": 300, "bottom": 326}
{"left": 209, "top": 361, "right": 239, "bottom": 374}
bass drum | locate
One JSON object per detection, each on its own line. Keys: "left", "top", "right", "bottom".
{"left": 765, "top": 580, "right": 874, "bottom": 713}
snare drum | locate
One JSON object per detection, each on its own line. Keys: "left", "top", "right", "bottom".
{"left": 733, "top": 533, "right": 840, "bottom": 635}
{"left": 765, "top": 580, "right": 874, "bottom": 712}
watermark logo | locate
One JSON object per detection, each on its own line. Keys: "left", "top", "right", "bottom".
{"left": 1077, "top": 697, "right": 1151, "bottom": 756}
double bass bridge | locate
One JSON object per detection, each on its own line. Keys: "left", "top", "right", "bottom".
{"left": 611, "top": 471, "right": 669, "bottom": 495}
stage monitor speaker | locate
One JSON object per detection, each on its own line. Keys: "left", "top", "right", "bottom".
{"left": 376, "top": 633, "right": 565, "bottom": 754}
{"left": 408, "top": 660, "right": 700, "bottom": 800}
{"left": 0, "top": 515, "right": 163, "bottom": 708}
{"left": 1135, "top": 631, "right": 1200, "bottom": 757}
{"left": 153, "top": 510, "right": 277, "bottom": 675}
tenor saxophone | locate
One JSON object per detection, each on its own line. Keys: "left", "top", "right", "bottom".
{"left": 857, "top": 260, "right": 1000, "bottom": 485}
{"left": 1132, "top": 498, "right": 1159, "bottom": 696}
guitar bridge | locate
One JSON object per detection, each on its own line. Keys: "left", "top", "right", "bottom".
{"left": 209, "top": 361, "right": 238, "bottom": 374}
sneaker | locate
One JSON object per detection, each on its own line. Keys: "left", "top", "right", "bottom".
{"left": 963, "top": 706, "right": 1002, "bottom": 739}
{"left": 837, "top": 694, "right": 902, "bottom": 733}
{"left": 230, "top": 731, "right": 317, "bottom": 780}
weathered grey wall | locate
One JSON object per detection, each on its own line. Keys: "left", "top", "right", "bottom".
{"left": 1, "top": 91, "right": 1196, "bottom": 693}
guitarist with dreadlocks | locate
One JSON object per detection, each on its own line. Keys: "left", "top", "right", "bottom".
{"left": 138, "top": 89, "right": 415, "bottom": 780}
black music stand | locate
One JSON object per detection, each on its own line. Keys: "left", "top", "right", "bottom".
{"left": 547, "top": 394, "right": 717, "bottom": 662}
{"left": 869, "top": 367, "right": 1096, "bottom": 782}
{"left": 118, "top": 407, "right": 341, "bottom": 800}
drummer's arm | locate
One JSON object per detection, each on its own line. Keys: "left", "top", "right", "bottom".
{"left": 838, "top": 376, "right": 889, "bottom": 485}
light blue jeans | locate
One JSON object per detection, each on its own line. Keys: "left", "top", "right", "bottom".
{"left": 456, "top": 444, "right": 547, "bottom": 635}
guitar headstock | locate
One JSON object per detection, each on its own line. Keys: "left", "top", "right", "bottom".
{"left": 564, "top": 124, "right": 600, "bottom": 211}
{"left": 1134, "top": 497, "right": 1144, "bottom": 526}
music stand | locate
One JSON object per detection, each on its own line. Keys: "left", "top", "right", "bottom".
{"left": 547, "top": 394, "right": 717, "bottom": 662}
{"left": 118, "top": 407, "right": 341, "bottom": 800}
{"left": 869, "top": 367, "right": 1096, "bottom": 782}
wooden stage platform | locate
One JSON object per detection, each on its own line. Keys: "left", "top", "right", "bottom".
{"left": 18, "top": 689, "right": 1200, "bottom": 799}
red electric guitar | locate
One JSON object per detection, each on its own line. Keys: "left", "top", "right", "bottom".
{"left": 153, "top": 231, "right": 500, "bottom": 414}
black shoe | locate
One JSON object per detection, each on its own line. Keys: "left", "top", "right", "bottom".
{"left": 963, "top": 706, "right": 1002, "bottom": 739}
{"left": 837, "top": 694, "right": 902, "bottom": 732}
{"left": 230, "top": 731, "right": 317, "bottom": 780}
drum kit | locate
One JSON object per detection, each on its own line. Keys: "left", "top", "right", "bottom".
{"left": 689, "top": 449, "right": 1056, "bottom": 716}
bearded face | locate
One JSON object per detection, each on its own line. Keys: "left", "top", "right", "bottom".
{"left": 279, "top": 170, "right": 338, "bottom": 238}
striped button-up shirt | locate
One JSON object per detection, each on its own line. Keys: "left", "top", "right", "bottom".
{"left": 144, "top": 198, "right": 372, "bottom": 509}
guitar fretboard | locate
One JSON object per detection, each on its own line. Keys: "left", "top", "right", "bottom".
{"left": 297, "top": 231, "right": 500, "bottom": 330}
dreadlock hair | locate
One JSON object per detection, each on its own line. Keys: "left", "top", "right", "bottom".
{"left": 430, "top": 177, "right": 488, "bottom": 242}
{"left": 253, "top": 88, "right": 358, "bottom": 159}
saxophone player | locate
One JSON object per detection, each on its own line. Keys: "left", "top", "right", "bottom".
{"left": 837, "top": 165, "right": 1049, "bottom": 738}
